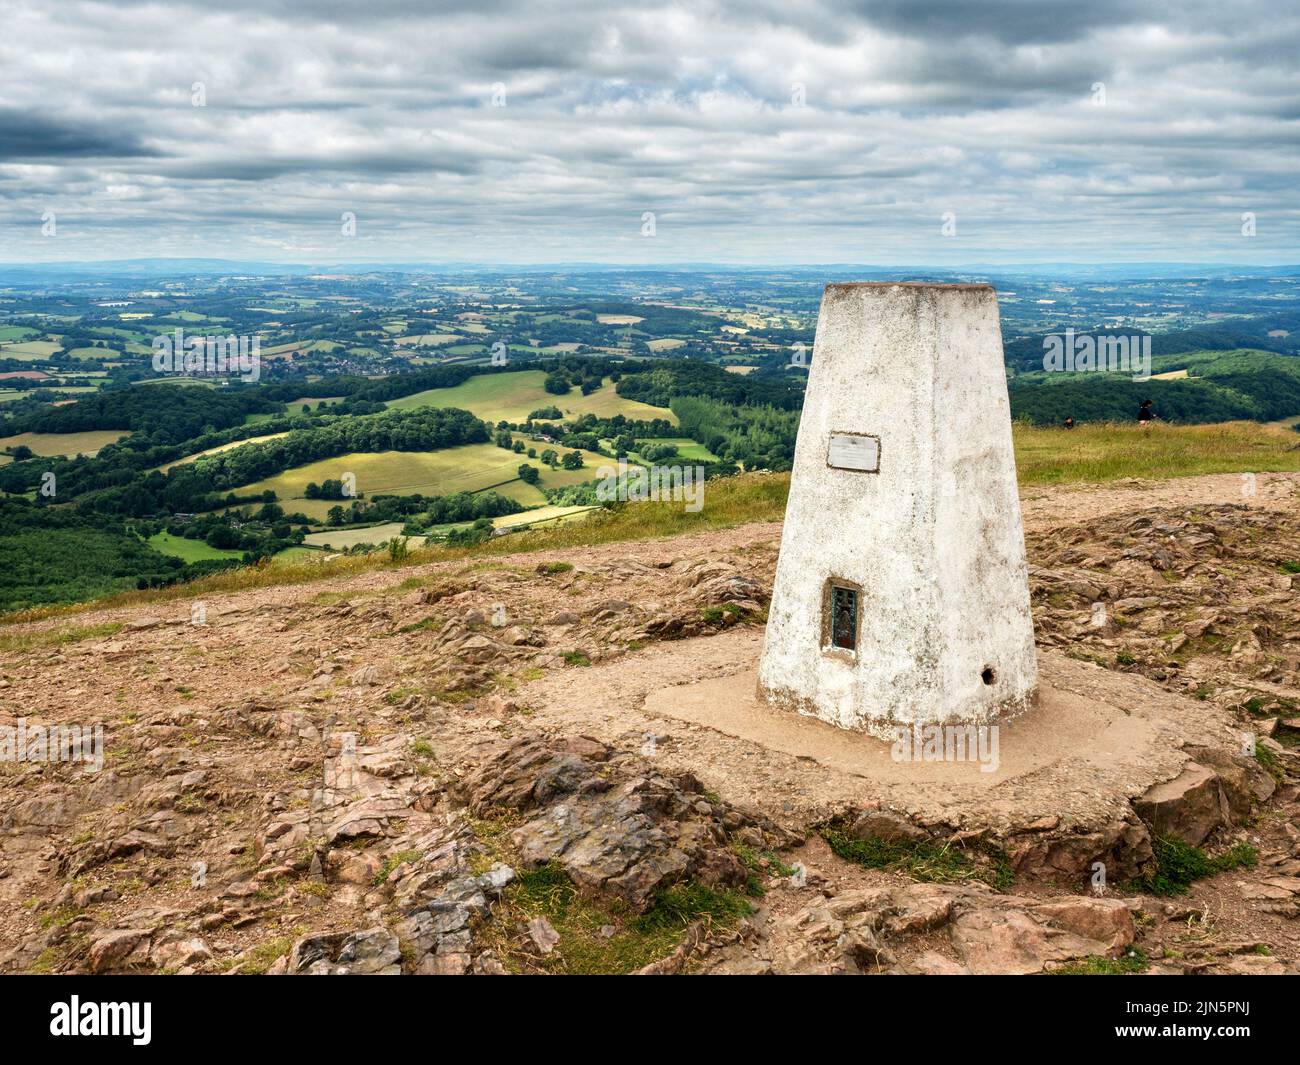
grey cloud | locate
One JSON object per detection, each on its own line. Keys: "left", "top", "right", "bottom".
{"left": 0, "top": 108, "right": 157, "bottom": 160}
{"left": 835, "top": 0, "right": 1148, "bottom": 44}
{"left": 0, "top": 0, "right": 1295, "bottom": 262}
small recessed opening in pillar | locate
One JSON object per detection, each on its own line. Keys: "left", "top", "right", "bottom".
{"left": 981, "top": 666, "right": 996, "bottom": 686}
{"left": 829, "top": 585, "right": 858, "bottom": 651}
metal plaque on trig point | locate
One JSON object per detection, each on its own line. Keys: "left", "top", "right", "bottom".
{"left": 827, "top": 432, "right": 879, "bottom": 472}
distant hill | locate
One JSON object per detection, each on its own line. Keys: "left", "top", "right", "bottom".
{"left": 1009, "top": 349, "right": 1300, "bottom": 425}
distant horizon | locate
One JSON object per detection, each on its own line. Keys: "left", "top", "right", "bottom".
{"left": 3, "top": 257, "right": 1300, "bottom": 274}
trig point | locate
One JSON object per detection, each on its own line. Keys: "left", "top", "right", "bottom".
{"left": 758, "top": 282, "right": 1037, "bottom": 737}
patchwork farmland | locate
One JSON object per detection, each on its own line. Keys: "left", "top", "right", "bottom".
{"left": 228, "top": 442, "right": 609, "bottom": 520}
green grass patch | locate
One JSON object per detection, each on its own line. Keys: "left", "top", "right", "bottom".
{"left": 146, "top": 531, "right": 243, "bottom": 563}
{"left": 1254, "top": 743, "right": 1287, "bottom": 784}
{"left": 1050, "top": 949, "right": 1150, "bottom": 975}
{"left": 374, "top": 849, "right": 423, "bottom": 885}
{"left": 499, "top": 863, "right": 751, "bottom": 975}
{"left": 1125, "top": 836, "right": 1258, "bottom": 897}
{"left": 820, "top": 823, "right": 1014, "bottom": 889}
{"left": 226, "top": 935, "right": 294, "bottom": 974}
{"left": 632, "top": 883, "right": 753, "bottom": 933}
{"left": 730, "top": 840, "right": 797, "bottom": 896}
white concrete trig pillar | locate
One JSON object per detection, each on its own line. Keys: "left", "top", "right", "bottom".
{"left": 758, "top": 282, "right": 1037, "bottom": 737}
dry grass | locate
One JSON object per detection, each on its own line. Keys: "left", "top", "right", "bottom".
{"left": 1012, "top": 419, "right": 1300, "bottom": 486}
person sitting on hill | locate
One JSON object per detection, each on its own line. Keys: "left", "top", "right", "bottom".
{"left": 1138, "top": 399, "right": 1156, "bottom": 427}
{"left": 1063, "top": 416, "right": 1075, "bottom": 430}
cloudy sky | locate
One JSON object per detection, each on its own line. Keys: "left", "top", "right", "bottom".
{"left": 1, "top": 0, "right": 1296, "bottom": 264}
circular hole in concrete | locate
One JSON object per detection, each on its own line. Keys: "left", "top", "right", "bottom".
{"left": 981, "top": 666, "right": 996, "bottom": 686}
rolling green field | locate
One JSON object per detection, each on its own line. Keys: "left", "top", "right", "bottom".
{"left": 488, "top": 479, "right": 552, "bottom": 504}
{"left": 261, "top": 340, "right": 342, "bottom": 356}
{"left": 494, "top": 504, "right": 599, "bottom": 529}
{"left": 302, "top": 522, "right": 427, "bottom": 550}
{"left": 145, "top": 532, "right": 244, "bottom": 562}
{"left": 65, "top": 347, "right": 121, "bottom": 360}
{"left": 394, "top": 333, "right": 462, "bottom": 345}
{"left": 134, "top": 377, "right": 216, "bottom": 388}
{"left": 0, "top": 341, "right": 62, "bottom": 361}
{"left": 0, "top": 430, "right": 128, "bottom": 457}
{"left": 282, "top": 396, "right": 343, "bottom": 411}
{"left": 384, "top": 370, "right": 678, "bottom": 425}
{"left": 227, "top": 441, "right": 609, "bottom": 518}
{"left": 625, "top": 437, "right": 720, "bottom": 463}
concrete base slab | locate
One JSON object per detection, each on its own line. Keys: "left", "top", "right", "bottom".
{"left": 517, "top": 629, "right": 1244, "bottom": 842}
{"left": 644, "top": 644, "right": 1239, "bottom": 833}
{"left": 647, "top": 669, "right": 1153, "bottom": 788}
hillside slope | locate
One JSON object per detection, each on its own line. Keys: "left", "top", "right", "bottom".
{"left": 2, "top": 472, "right": 1298, "bottom": 975}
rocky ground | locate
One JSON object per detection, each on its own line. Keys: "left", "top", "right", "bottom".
{"left": 1, "top": 471, "right": 1298, "bottom": 975}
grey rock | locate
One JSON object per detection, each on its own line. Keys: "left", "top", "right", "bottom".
{"left": 527, "top": 916, "right": 560, "bottom": 955}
